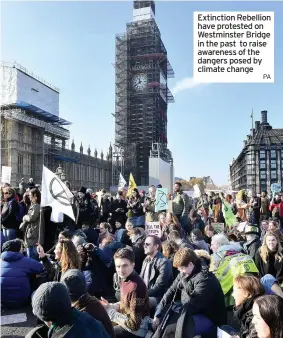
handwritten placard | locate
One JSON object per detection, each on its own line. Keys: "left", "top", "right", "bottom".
{"left": 145, "top": 222, "right": 162, "bottom": 238}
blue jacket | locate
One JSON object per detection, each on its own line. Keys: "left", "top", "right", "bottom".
{"left": 0, "top": 251, "right": 44, "bottom": 306}
{"left": 48, "top": 309, "right": 110, "bottom": 338}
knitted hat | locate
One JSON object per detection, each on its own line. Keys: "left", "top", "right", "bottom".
{"left": 245, "top": 225, "right": 260, "bottom": 236}
{"left": 79, "top": 186, "right": 87, "bottom": 194}
{"left": 2, "top": 239, "right": 22, "bottom": 252}
{"left": 32, "top": 282, "right": 72, "bottom": 324}
{"left": 61, "top": 269, "right": 87, "bottom": 302}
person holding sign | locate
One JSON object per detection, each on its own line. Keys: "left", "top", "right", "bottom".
{"left": 144, "top": 186, "right": 159, "bottom": 222}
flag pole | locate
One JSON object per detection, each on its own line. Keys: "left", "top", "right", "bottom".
{"left": 251, "top": 108, "right": 254, "bottom": 136}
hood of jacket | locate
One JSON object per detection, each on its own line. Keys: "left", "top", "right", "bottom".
{"left": 218, "top": 242, "right": 243, "bottom": 254}
{"left": 1, "top": 251, "right": 24, "bottom": 262}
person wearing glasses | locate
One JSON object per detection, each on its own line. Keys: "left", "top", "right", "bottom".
{"left": 140, "top": 235, "right": 173, "bottom": 311}
{"left": 1, "top": 187, "right": 20, "bottom": 242}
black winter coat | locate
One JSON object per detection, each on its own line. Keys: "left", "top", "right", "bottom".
{"left": 111, "top": 199, "right": 127, "bottom": 225}
{"left": 243, "top": 238, "right": 261, "bottom": 261}
{"left": 154, "top": 261, "right": 226, "bottom": 328}
{"left": 255, "top": 249, "right": 283, "bottom": 283}
{"left": 140, "top": 251, "right": 173, "bottom": 300}
{"left": 1, "top": 198, "right": 19, "bottom": 230}
{"left": 234, "top": 296, "right": 259, "bottom": 338}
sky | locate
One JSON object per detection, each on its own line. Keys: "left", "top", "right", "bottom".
{"left": 2, "top": 1, "right": 283, "bottom": 186}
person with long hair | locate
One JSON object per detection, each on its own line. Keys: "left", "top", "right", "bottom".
{"left": 231, "top": 274, "right": 265, "bottom": 338}
{"left": 37, "top": 239, "right": 81, "bottom": 282}
{"left": 252, "top": 295, "right": 283, "bottom": 338}
{"left": 161, "top": 211, "right": 183, "bottom": 240}
{"left": 255, "top": 232, "right": 283, "bottom": 284}
{"left": 127, "top": 188, "right": 145, "bottom": 227}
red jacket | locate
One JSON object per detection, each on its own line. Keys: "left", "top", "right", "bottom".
{"left": 269, "top": 201, "right": 283, "bottom": 218}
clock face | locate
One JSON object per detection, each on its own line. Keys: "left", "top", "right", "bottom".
{"left": 132, "top": 74, "right": 147, "bottom": 91}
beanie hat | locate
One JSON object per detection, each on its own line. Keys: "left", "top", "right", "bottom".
{"left": 245, "top": 225, "right": 260, "bottom": 236}
{"left": 32, "top": 282, "right": 72, "bottom": 324}
{"left": 79, "top": 186, "right": 87, "bottom": 194}
{"left": 2, "top": 239, "right": 22, "bottom": 252}
{"left": 61, "top": 269, "right": 87, "bottom": 302}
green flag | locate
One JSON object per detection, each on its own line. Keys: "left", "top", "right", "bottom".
{"left": 222, "top": 199, "right": 237, "bottom": 228}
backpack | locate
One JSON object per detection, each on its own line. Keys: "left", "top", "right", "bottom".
{"left": 8, "top": 199, "right": 25, "bottom": 223}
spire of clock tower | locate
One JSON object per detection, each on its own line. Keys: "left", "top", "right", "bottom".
{"left": 133, "top": 1, "right": 155, "bottom": 21}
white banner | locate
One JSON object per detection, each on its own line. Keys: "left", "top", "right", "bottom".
{"left": 41, "top": 166, "right": 75, "bottom": 220}
{"left": 118, "top": 172, "right": 127, "bottom": 190}
{"left": 1, "top": 166, "right": 11, "bottom": 184}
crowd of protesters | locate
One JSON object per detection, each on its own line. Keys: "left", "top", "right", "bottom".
{"left": 1, "top": 179, "right": 283, "bottom": 338}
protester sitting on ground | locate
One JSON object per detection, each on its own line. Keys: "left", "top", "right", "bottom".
{"left": 1, "top": 239, "right": 44, "bottom": 308}
{"left": 167, "top": 230, "right": 194, "bottom": 250}
{"left": 252, "top": 295, "right": 283, "bottom": 338}
{"left": 114, "top": 221, "right": 131, "bottom": 246}
{"left": 98, "top": 222, "right": 114, "bottom": 245}
{"left": 161, "top": 240, "right": 180, "bottom": 280}
{"left": 140, "top": 235, "right": 173, "bottom": 310}
{"left": 37, "top": 239, "right": 81, "bottom": 282}
{"left": 100, "top": 248, "right": 150, "bottom": 338}
{"left": 204, "top": 224, "right": 216, "bottom": 246}
{"left": 242, "top": 224, "right": 261, "bottom": 261}
{"left": 128, "top": 227, "right": 146, "bottom": 274}
{"left": 152, "top": 248, "right": 226, "bottom": 338}
{"left": 46, "top": 229, "right": 74, "bottom": 260}
{"left": 210, "top": 233, "right": 259, "bottom": 308}
{"left": 190, "top": 229, "right": 210, "bottom": 253}
{"left": 19, "top": 188, "right": 42, "bottom": 260}
{"left": 210, "top": 233, "right": 243, "bottom": 272}
{"left": 161, "top": 211, "right": 183, "bottom": 240}
{"left": 255, "top": 232, "right": 283, "bottom": 284}
{"left": 187, "top": 209, "right": 205, "bottom": 235}
{"left": 260, "top": 220, "right": 269, "bottom": 242}
{"left": 222, "top": 274, "right": 265, "bottom": 338}
{"left": 29, "top": 281, "right": 110, "bottom": 338}
{"left": 61, "top": 269, "right": 114, "bottom": 338}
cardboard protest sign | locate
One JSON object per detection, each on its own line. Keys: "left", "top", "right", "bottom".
{"left": 211, "top": 223, "right": 225, "bottom": 233}
{"left": 155, "top": 188, "right": 168, "bottom": 212}
{"left": 145, "top": 222, "right": 162, "bottom": 238}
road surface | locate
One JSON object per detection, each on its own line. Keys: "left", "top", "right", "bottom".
{"left": 1, "top": 305, "right": 36, "bottom": 338}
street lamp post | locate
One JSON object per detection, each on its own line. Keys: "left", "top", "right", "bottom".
{"left": 55, "top": 164, "right": 66, "bottom": 182}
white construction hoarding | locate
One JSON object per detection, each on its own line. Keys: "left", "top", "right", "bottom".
{"left": 1, "top": 62, "right": 59, "bottom": 116}
{"left": 149, "top": 157, "right": 174, "bottom": 193}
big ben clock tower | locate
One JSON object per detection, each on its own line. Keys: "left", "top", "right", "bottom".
{"left": 114, "top": 1, "right": 174, "bottom": 186}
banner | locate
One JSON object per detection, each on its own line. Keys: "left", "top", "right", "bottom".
{"left": 126, "top": 172, "right": 137, "bottom": 197}
{"left": 118, "top": 172, "right": 127, "bottom": 190}
{"left": 145, "top": 222, "right": 162, "bottom": 238}
{"left": 155, "top": 188, "right": 168, "bottom": 212}
{"left": 41, "top": 166, "right": 75, "bottom": 220}
{"left": 1, "top": 166, "right": 11, "bottom": 184}
{"left": 222, "top": 199, "right": 237, "bottom": 228}
{"left": 193, "top": 184, "right": 204, "bottom": 198}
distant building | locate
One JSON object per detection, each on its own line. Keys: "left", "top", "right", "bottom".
{"left": 1, "top": 62, "right": 112, "bottom": 190}
{"left": 229, "top": 110, "right": 283, "bottom": 193}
